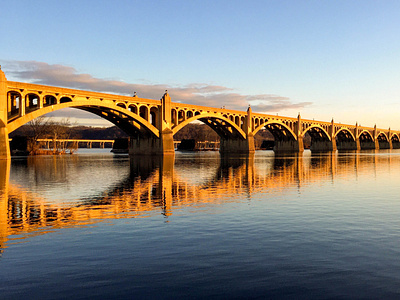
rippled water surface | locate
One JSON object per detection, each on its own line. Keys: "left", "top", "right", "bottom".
{"left": 1, "top": 150, "right": 400, "bottom": 299}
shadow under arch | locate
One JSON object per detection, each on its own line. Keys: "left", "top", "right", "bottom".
{"left": 377, "top": 132, "right": 390, "bottom": 149}
{"left": 391, "top": 133, "right": 400, "bottom": 149}
{"left": 301, "top": 125, "right": 332, "bottom": 151}
{"left": 334, "top": 128, "right": 357, "bottom": 150}
{"left": 253, "top": 121, "right": 300, "bottom": 152}
{"left": 358, "top": 130, "right": 375, "bottom": 150}
{"left": 253, "top": 121, "right": 297, "bottom": 141}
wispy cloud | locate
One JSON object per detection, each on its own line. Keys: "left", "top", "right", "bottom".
{"left": 2, "top": 60, "right": 312, "bottom": 113}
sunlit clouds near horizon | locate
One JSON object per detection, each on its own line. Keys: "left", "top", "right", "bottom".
{"left": 2, "top": 60, "right": 312, "bottom": 126}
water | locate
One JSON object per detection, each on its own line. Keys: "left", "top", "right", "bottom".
{"left": 1, "top": 150, "right": 400, "bottom": 299}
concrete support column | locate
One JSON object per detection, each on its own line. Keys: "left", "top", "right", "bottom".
{"left": 38, "top": 94, "right": 43, "bottom": 109}
{"left": 7, "top": 91, "right": 11, "bottom": 115}
{"left": 0, "top": 68, "right": 10, "bottom": 160}
{"left": 20, "top": 92, "right": 26, "bottom": 117}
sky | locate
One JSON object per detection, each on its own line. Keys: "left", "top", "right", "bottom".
{"left": 1, "top": 0, "right": 400, "bottom": 129}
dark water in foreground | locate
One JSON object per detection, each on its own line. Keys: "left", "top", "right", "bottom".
{"left": 1, "top": 149, "right": 400, "bottom": 299}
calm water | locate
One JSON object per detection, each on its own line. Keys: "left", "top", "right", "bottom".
{"left": 1, "top": 149, "right": 400, "bottom": 299}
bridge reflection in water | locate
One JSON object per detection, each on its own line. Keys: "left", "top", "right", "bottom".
{"left": 0, "top": 151, "right": 397, "bottom": 252}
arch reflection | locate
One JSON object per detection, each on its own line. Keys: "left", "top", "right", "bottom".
{"left": 1, "top": 151, "right": 399, "bottom": 252}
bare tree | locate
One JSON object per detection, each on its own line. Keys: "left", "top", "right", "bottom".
{"left": 24, "top": 115, "right": 55, "bottom": 154}
{"left": 49, "top": 118, "right": 77, "bottom": 154}
{"left": 23, "top": 116, "right": 78, "bottom": 154}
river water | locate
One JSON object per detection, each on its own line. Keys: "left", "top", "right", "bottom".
{"left": 1, "top": 149, "right": 400, "bottom": 299}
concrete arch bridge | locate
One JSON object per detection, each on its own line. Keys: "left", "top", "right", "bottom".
{"left": 1, "top": 68, "right": 399, "bottom": 159}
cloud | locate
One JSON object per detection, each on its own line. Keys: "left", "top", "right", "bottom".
{"left": 1, "top": 60, "right": 312, "bottom": 113}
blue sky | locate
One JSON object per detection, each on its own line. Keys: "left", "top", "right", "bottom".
{"left": 1, "top": 0, "right": 400, "bottom": 128}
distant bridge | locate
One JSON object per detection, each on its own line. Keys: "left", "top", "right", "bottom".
{"left": 1, "top": 67, "right": 400, "bottom": 159}
{"left": 37, "top": 139, "right": 115, "bottom": 149}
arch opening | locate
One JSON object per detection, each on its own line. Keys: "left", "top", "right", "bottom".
{"left": 25, "top": 93, "right": 39, "bottom": 114}
{"left": 60, "top": 97, "right": 73, "bottom": 103}
{"left": 139, "top": 106, "right": 149, "bottom": 121}
{"left": 150, "top": 107, "right": 158, "bottom": 127}
{"left": 117, "top": 103, "right": 126, "bottom": 109}
{"left": 303, "top": 126, "right": 332, "bottom": 152}
{"left": 129, "top": 104, "right": 138, "bottom": 114}
{"left": 173, "top": 120, "right": 220, "bottom": 151}
{"left": 44, "top": 95, "right": 57, "bottom": 107}
{"left": 254, "top": 122, "right": 298, "bottom": 152}
{"left": 335, "top": 128, "right": 357, "bottom": 150}
{"left": 7, "top": 91, "right": 21, "bottom": 120}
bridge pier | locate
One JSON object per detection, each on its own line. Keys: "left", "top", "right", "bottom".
{"left": 392, "top": 141, "right": 400, "bottom": 149}
{"left": 129, "top": 130, "right": 175, "bottom": 156}
{"left": 310, "top": 139, "right": 336, "bottom": 152}
{"left": 359, "top": 140, "right": 376, "bottom": 150}
{"left": 336, "top": 140, "right": 359, "bottom": 151}
{"left": 274, "top": 137, "right": 304, "bottom": 153}
{"left": 379, "top": 140, "right": 390, "bottom": 150}
{"left": 219, "top": 134, "right": 255, "bottom": 154}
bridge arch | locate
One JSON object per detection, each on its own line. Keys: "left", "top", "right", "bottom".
{"left": 7, "top": 100, "right": 159, "bottom": 138}
{"left": 358, "top": 130, "right": 374, "bottom": 141}
{"left": 377, "top": 131, "right": 389, "bottom": 141}
{"left": 301, "top": 125, "right": 331, "bottom": 140}
{"left": 332, "top": 128, "right": 357, "bottom": 151}
{"left": 334, "top": 128, "right": 356, "bottom": 141}
{"left": 172, "top": 113, "right": 246, "bottom": 140}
